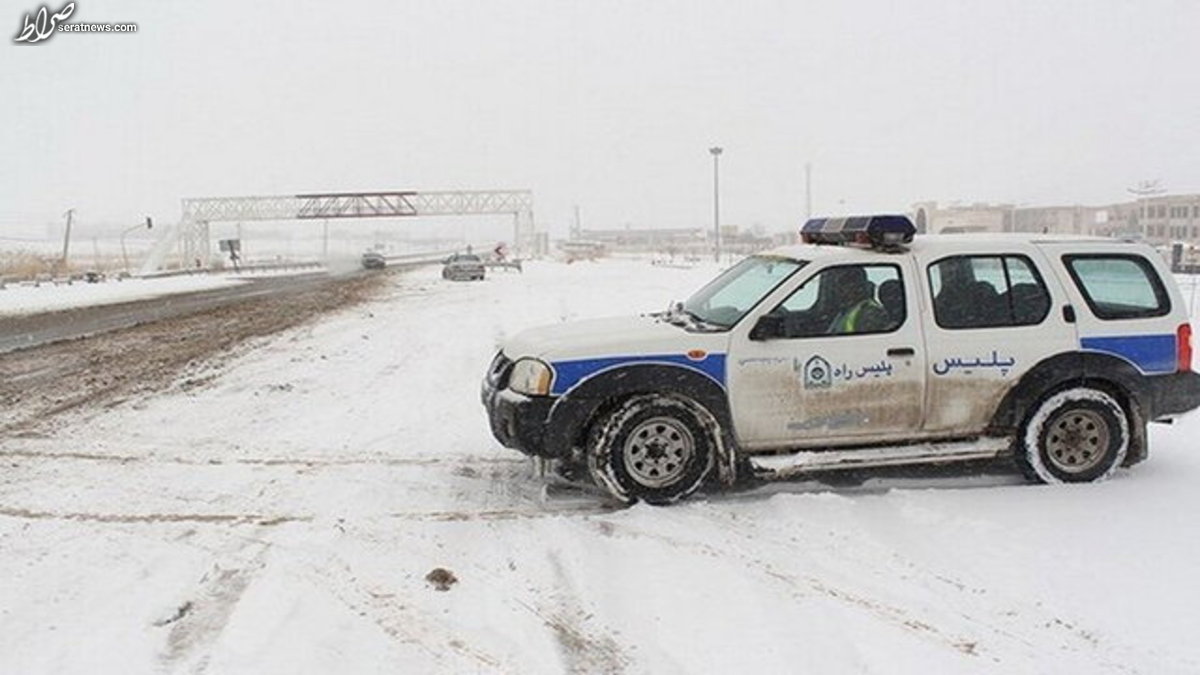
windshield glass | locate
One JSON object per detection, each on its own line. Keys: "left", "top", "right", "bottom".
{"left": 681, "top": 256, "right": 805, "bottom": 327}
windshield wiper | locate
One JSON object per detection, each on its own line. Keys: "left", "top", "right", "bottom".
{"left": 657, "top": 302, "right": 725, "bottom": 331}
{"left": 676, "top": 306, "right": 726, "bottom": 331}
{"left": 655, "top": 302, "right": 689, "bottom": 327}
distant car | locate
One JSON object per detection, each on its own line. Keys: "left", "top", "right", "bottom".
{"left": 361, "top": 251, "right": 387, "bottom": 270}
{"left": 443, "top": 253, "right": 485, "bottom": 281}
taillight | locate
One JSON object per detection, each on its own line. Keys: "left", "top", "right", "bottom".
{"left": 1178, "top": 323, "right": 1193, "bottom": 372}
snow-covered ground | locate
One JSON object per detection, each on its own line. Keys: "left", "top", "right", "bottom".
{"left": 0, "top": 274, "right": 248, "bottom": 317}
{"left": 2, "top": 259, "right": 1199, "bottom": 673}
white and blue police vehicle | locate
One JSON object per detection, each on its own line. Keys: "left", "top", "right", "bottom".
{"left": 482, "top": 215, "right": 1200, "bottom": 504}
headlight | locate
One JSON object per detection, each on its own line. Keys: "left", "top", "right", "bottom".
{"left": 509, "top": 358, "right": 553, "bottom": 396}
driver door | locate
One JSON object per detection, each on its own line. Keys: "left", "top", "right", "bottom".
{"left": 727, "top": 260, "right": 927, "bottom": 450}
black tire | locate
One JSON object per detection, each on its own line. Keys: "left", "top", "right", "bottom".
{"left": 1017, "top": 386, "right": 1128, "bottom": 484}
{"left": 587, "top": 394, "right": 716, "bottom": 505}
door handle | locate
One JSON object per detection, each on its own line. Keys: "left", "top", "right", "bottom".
{"left": 887, "top": 347, "right": 915, "bottom": 357}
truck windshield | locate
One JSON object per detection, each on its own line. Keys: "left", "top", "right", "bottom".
{"left": 681, "top": 256, "right": 805, "bottom": 327}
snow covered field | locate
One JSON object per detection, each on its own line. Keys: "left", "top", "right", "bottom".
{"left": 0, "top": 275, "right": 247, "bottom": 317}
{"left": 2, "top": 259, "right": 1199, "bottom": 673}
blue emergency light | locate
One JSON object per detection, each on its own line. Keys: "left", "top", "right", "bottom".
{"left": 800, "top": 214, "right": 916, "bottom": 249}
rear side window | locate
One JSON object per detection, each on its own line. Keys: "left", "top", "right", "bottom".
{"left": 1063, "top": 254, "right": 1170, "bottom": 320}
{"left": 928, "top": 255, "right": 1051, "bottom": 329}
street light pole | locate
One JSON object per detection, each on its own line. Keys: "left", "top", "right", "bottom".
{"left": 709, "top": 146, "right": 723, "bottom": 263}
{"left": 61, "top": 208, "right": 75, "bottom": 272}
{"left": 121, "top": 216, "right": 153, "bottom": 275}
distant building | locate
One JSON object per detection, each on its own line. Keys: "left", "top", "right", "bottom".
{"left": 575, "top": 225, "right": 776, "bottom": 256}
{"left": 579, "top": 227, "right": 706, "bottom": 251}
{"left": 911, "top": 202, "right": 1007, "bottom": 234}
{"left": 913, "top": 194, "right": 1200, "bottom": 244}
{"left": 1127, "top": 194, "right": 1200, "bottom": 243}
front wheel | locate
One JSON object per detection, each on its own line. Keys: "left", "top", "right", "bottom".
{"left": 1018, "top": 386, "right": 1129, "bottom": 484}
{"left": 587, "top": 394, "right": 716, "bottom": 505}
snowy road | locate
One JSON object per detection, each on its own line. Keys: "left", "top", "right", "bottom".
{"left": 1, "top": 260, "right": 1198, "bottom": 673}
{"left": 0, "top": 272, "right": 360, "bottom": 354}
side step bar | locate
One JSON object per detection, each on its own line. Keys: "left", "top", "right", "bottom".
{"left": 748, "top": 437, "right": 1013, "bottom": 480}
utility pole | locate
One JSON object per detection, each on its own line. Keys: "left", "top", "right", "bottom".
{"left": 709, "top": 146, "right": 723, "bottom": 262}
{"left": 805, "top": 162, "right": 812, "bottom": 219}
{"left": 322, "top": 219, "right": 329, "bottom": 260}
{"left": 61, "top": 208, "right": 75, "bottom": 270}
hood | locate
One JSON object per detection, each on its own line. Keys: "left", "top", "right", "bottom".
{"left": 502, "top": 314, "right": 719, "bottom": 362}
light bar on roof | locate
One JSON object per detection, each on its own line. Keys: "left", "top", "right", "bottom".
{"left": 800, "top": 214, "right": 916, "bottom": 249}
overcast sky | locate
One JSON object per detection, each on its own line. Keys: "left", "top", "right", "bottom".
{"left": 2, "top": 0, "right": 1198, "bottom": 237}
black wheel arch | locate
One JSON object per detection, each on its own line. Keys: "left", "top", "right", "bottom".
{"left": 544, "top": 363, "right": 739, "bottom": 483}
{"left": 989, "top": 351, "right": 1150, "bottom": 465}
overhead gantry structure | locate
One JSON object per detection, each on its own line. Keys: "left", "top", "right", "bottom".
{"left": 140, "top": 189, "right": 535, "bottom": 274}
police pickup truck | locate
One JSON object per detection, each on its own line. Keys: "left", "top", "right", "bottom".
{"left": 482, "top": 215, "right": 1200, "bottom": 504}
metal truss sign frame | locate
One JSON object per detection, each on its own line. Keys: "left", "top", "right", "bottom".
{"left": 144, "top": 190, "right": 534, "bottom": 273}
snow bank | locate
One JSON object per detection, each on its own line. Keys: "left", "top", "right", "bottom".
{"left": 0, "top": 274, "right": 246, "bottom": 316}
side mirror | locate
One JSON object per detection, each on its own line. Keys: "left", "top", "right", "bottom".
{"left": 750, "top": 314, "right": 784, "bottom": 341}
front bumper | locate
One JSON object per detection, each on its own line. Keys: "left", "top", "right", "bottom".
{"left": 481, "top": 377, "right": 556, "bottom": 457}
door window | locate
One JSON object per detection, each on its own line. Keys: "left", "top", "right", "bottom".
{"left": 928, "top": 255, "right": 1051, "bottom": 329}
{"left": 770, "top": 264, "right": 905, "bottom": 338}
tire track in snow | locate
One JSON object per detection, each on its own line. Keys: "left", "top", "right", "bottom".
{"left": 596, "top": 508, "right": 984, "bottom": 659}
{"left": 292, "top": 548, "right": 506, "bottom": 672}
{"left": 0, "top": 454, "right": 610, "bottom": 526}
{"left": 0, "top": 504, "right": 612, "bottom": 526}
{"left": 156, "top": 533, "right": 273, "bottom": 673}
{"left": 319, "top": 515, "right": 635, "bottom": 673}
{"left": 0, "top": 506, "right": 307, "bottom": 526}
{"left": 665, "top": 501, "right": 1152, "bottom": 673}
{"left": 700, "top": 503, "right": 1144, "bottom": 671}
{"left": 539, "top": 551, "right": 630, "bottom": 674}
{"left": 0, "top": 446, "right": 526, "bottom": 468}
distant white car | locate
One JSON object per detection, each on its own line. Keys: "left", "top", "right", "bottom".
{"left": 483, "top": 215, "right": 1200, "bottom": 504}
{"left": 361, "top": 251, "right": 386, "bottom": 270}
{"left": 443, "top": 253, "right": 485, "bottom": 281}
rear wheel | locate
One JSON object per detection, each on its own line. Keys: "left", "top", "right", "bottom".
{"left": 587, "top": 394, "right": 716, "bottom": 504}
{"left": 1018, "top": 386, "right": 1128, "bottom": 483}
